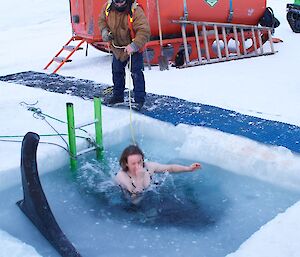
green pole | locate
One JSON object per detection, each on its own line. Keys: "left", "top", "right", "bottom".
{"left": 94, "top": 97, "right": 104, "bottom": 160}
{"left": 66, "top": 102, "right": 77, "bottom": 171}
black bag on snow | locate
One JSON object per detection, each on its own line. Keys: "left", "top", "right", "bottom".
{"left": 259, "top": 7, "right": 280, "bottom": 28}
{"left": 174, "top": 49, "right": 185, "bottom": 68}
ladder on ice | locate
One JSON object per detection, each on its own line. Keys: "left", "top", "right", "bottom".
{"left": 172, "top": 20, "right": 276, "bottom": 68}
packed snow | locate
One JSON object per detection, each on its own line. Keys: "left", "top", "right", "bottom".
{"left": 0, "top": 0, "right": 299, "bottom": 256}
{"left": 0, "top": 230, "right": 41, "bottom": 257}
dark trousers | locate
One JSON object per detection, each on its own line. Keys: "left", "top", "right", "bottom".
{"left": 112, "top": 52, "right": 146, "bottom": 103}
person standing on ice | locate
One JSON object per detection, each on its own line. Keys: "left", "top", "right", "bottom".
{"left": 115, "top": 145, "right": 201, "bottom": 203}
{"left": 98, "top": 0, "right": 151, "bottom": 110}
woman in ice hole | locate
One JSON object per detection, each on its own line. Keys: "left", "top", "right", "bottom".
{"left": 115, "top": 145, "right": 201, "bottom": 204}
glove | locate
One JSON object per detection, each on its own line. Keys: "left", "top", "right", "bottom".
{"left": 101, "top": 28, "right": 113, "bottom": 42}
{"left": 124, "top": 42, "right": 139, "bottom": 54}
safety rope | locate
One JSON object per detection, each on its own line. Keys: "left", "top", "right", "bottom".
{"left": 0, "top": 134, "right": 89, "bottom": 140}
{"left": 20, "top": 101, "right": 96, "bottom": 143}
{"left": 0, "top": 134, "right": 93, "bottom": 161}
{"left": 20, "top": 102, "right": 66, "bottom": 124}
{"left": 16, "top": 102, "right": 98, "bottom": 155}
{"left": 102, "top": 86, "right": 114, "bottom": 95}
{"left": 20, "top": 102, "right": 69, "bottom": 148}
{"left": 111, "top": 41, "right": 137, "bottom": 145}
{"left": 127, "top": 54, "right": 137, "bottom": 145}
{"left": 0, "top": 138, "right": 70, "bottom": 153}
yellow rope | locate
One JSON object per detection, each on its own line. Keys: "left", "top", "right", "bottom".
{"left": 111, "top": 41, "right": 136, "bottom": 145}
{"left": 127, "top": 54, "right": 137, "bottom": 145}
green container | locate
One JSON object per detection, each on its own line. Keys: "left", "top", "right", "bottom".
{"left": 295, "top": 0, "right": 300, "bottom": 5}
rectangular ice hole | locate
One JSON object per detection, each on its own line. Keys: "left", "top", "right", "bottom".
{"left": 0, "top": 127, "right": 299, "bottom": 257}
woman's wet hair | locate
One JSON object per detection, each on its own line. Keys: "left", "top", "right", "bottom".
{"left": 119, "top": 145, "right": 144, "bottom": 171}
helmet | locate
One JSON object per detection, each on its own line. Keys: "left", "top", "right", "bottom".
{"left": 112, "top": 0, "right": 129, "bottom": 12}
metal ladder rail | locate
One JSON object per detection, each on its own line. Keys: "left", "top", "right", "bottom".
{"left": 267, "top": 29, "right": 275, "bottom": 54}
{"left": 193, "top": 23, "right": 203, "bottom": 64}
{"left": 202, "top": 25, "right": 211, "bottom": 62}
{"left": 227, "top": 26, "right": 275, "bottom": 60}
{"left": 259, "top": 27, "right": 275, "bottom": 55}
{"left": 222, "top": 26, "right": 230, "bottom": 60}
{"left": 240, "top": 28, "right": 247, "bottom": 56}
{"left": 180, "top": 23, "right": 190, "bottom": 64}
{"left": 173, "top": 20, "right": 276, "bottom": 67}
{"left": 257, "top": 28, "right": 264, "bottom": 55}
{"left": 220, "top": 26, "right": 275, "bottom": 59}
{"left": 251, "top": 27, "right": 258, "bottom": 55}
{"left": 232, "top": 26, "right": 241, "bottom": 57}
{"left": 214, "top": 24, "right": 223, "bottom": 61}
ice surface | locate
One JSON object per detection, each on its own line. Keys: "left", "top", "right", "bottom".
{"left": 0, "top": 228, "right": 41, "bottom": 257}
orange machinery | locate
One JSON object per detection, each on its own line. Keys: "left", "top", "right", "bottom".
{"left": 69, "top": 0, "right": 267, "bottom": 64}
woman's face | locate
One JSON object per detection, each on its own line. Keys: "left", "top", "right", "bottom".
{"left": 126, "top": 154, "right": 143, "bottom": 174}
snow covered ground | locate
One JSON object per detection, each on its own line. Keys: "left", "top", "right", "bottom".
{"left": 0, "top": 0, "right": 300, "bottom": 256}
